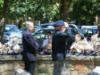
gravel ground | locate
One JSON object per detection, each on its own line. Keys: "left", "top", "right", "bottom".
{"left": 0, "top": 61, "right": 96, "bottom": 75}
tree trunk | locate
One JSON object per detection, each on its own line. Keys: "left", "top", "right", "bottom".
{"left": 95, "top": 16, "right": 100, "bottom": 25}
{"left": 2, "top": 0, "right": 9, "bottom": 18}
{"left": 0, "top": 0, "right": 9, "bottom": 41}
{"left": 60, "top": 0, "right": 72, "bottom": 21}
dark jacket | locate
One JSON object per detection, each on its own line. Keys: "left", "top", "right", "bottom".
{"left": 22, "top": 31, "right": 39, "bottom": 62}
{"left": 52, "top": 31, "right": 69, "bottom": 61}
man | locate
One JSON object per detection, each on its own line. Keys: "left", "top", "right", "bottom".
{"left": 91, "top": 27, "right": 100, "bottom": 42}
{"left": 70, "top": 33, "right": 94, "bottom": 55}
{"left": 22, "top": 21, "right": 39, "bottom": 75}
{"left": 91, "top": 27, "right": 100, "bottom": 55}
{"left": 41, "top": 31, "right": 52, "bottom": 55}
{"left": 52, "top": 20, "right": 69, "bottom": 75}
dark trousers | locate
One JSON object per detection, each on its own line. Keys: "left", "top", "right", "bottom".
{"left": 24, "top": 61, "right": 36, "bottom": 75}
{"left": 53, "top": 61, "right": 64, "bottom": 75}
{"left": 53, "top": 53, "right": 65, "bottom": 75}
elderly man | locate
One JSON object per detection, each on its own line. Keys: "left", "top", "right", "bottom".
{"left": 22, "top": 21, "right": 39, "bottom": 75}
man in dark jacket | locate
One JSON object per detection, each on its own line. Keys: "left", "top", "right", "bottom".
{"left": 22, "top": 21, "right": 39, "bottom": 75}
{"left": 52, "top": 20, "right": 69, "bottom": 75}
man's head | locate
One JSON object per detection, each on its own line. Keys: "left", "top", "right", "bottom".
{"left": 54, "top": 20, "right": 66, "bottom": 32}
{"left": 75, "top": 33, "right": 84, "bottom": 42}
{"left": 26, "top": 21, "right": 34, "bottom": 32}
{"left": 75, "top": 33, "right": 81, "bottom": 42}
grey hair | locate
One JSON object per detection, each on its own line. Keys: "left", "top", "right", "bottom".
{"left": 25, "top": 21, "right": 34, "bottom": 28}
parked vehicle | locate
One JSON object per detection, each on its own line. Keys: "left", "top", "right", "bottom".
{"left": 81, "top": 25, "right": 98, "bottom": 40}
{"left": 34, "top": 23, "right": 83, "bottom": 41}
{"left": 81, "top": 25, "right": 97, "bottom": 35}
{"left": 3, "top": 24, "right": 22, "bottom": 44}
{"left": 67, "top": 24, "right": 83, "bottom": 38}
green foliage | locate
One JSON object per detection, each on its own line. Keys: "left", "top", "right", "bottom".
{"left": 0, "top": 0, "right": 3, "bottom": 17}
{"left": 69, "top": 0, "right": 100, "bottom": 24}
{"left": 0, "top": 0, "right": 100, "bottom": 24}
{"left": 4, "top": 0, "right": 59, "bottom": 22}
{"left": 0, "top": 0, "right": 3, "bottom": 7}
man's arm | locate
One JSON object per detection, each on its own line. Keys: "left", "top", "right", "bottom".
{"left": 23, "top": 33, "right": 39, "bottom": 52}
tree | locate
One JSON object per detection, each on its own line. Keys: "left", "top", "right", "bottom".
{"left": 0, "top": 0, "right": 100, "bottom": 25}
{"left": 70, "top": 0, "right": 100, "bottom": 25}
{"left": 0, "top": 0, "right": 9, "bottom": 41}
{"left": 60, "top": 0, "right": 72, "bottom": 21}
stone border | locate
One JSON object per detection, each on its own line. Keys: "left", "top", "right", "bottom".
{"left": 0, "top": 55, "right": 100, "bottom": 61}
